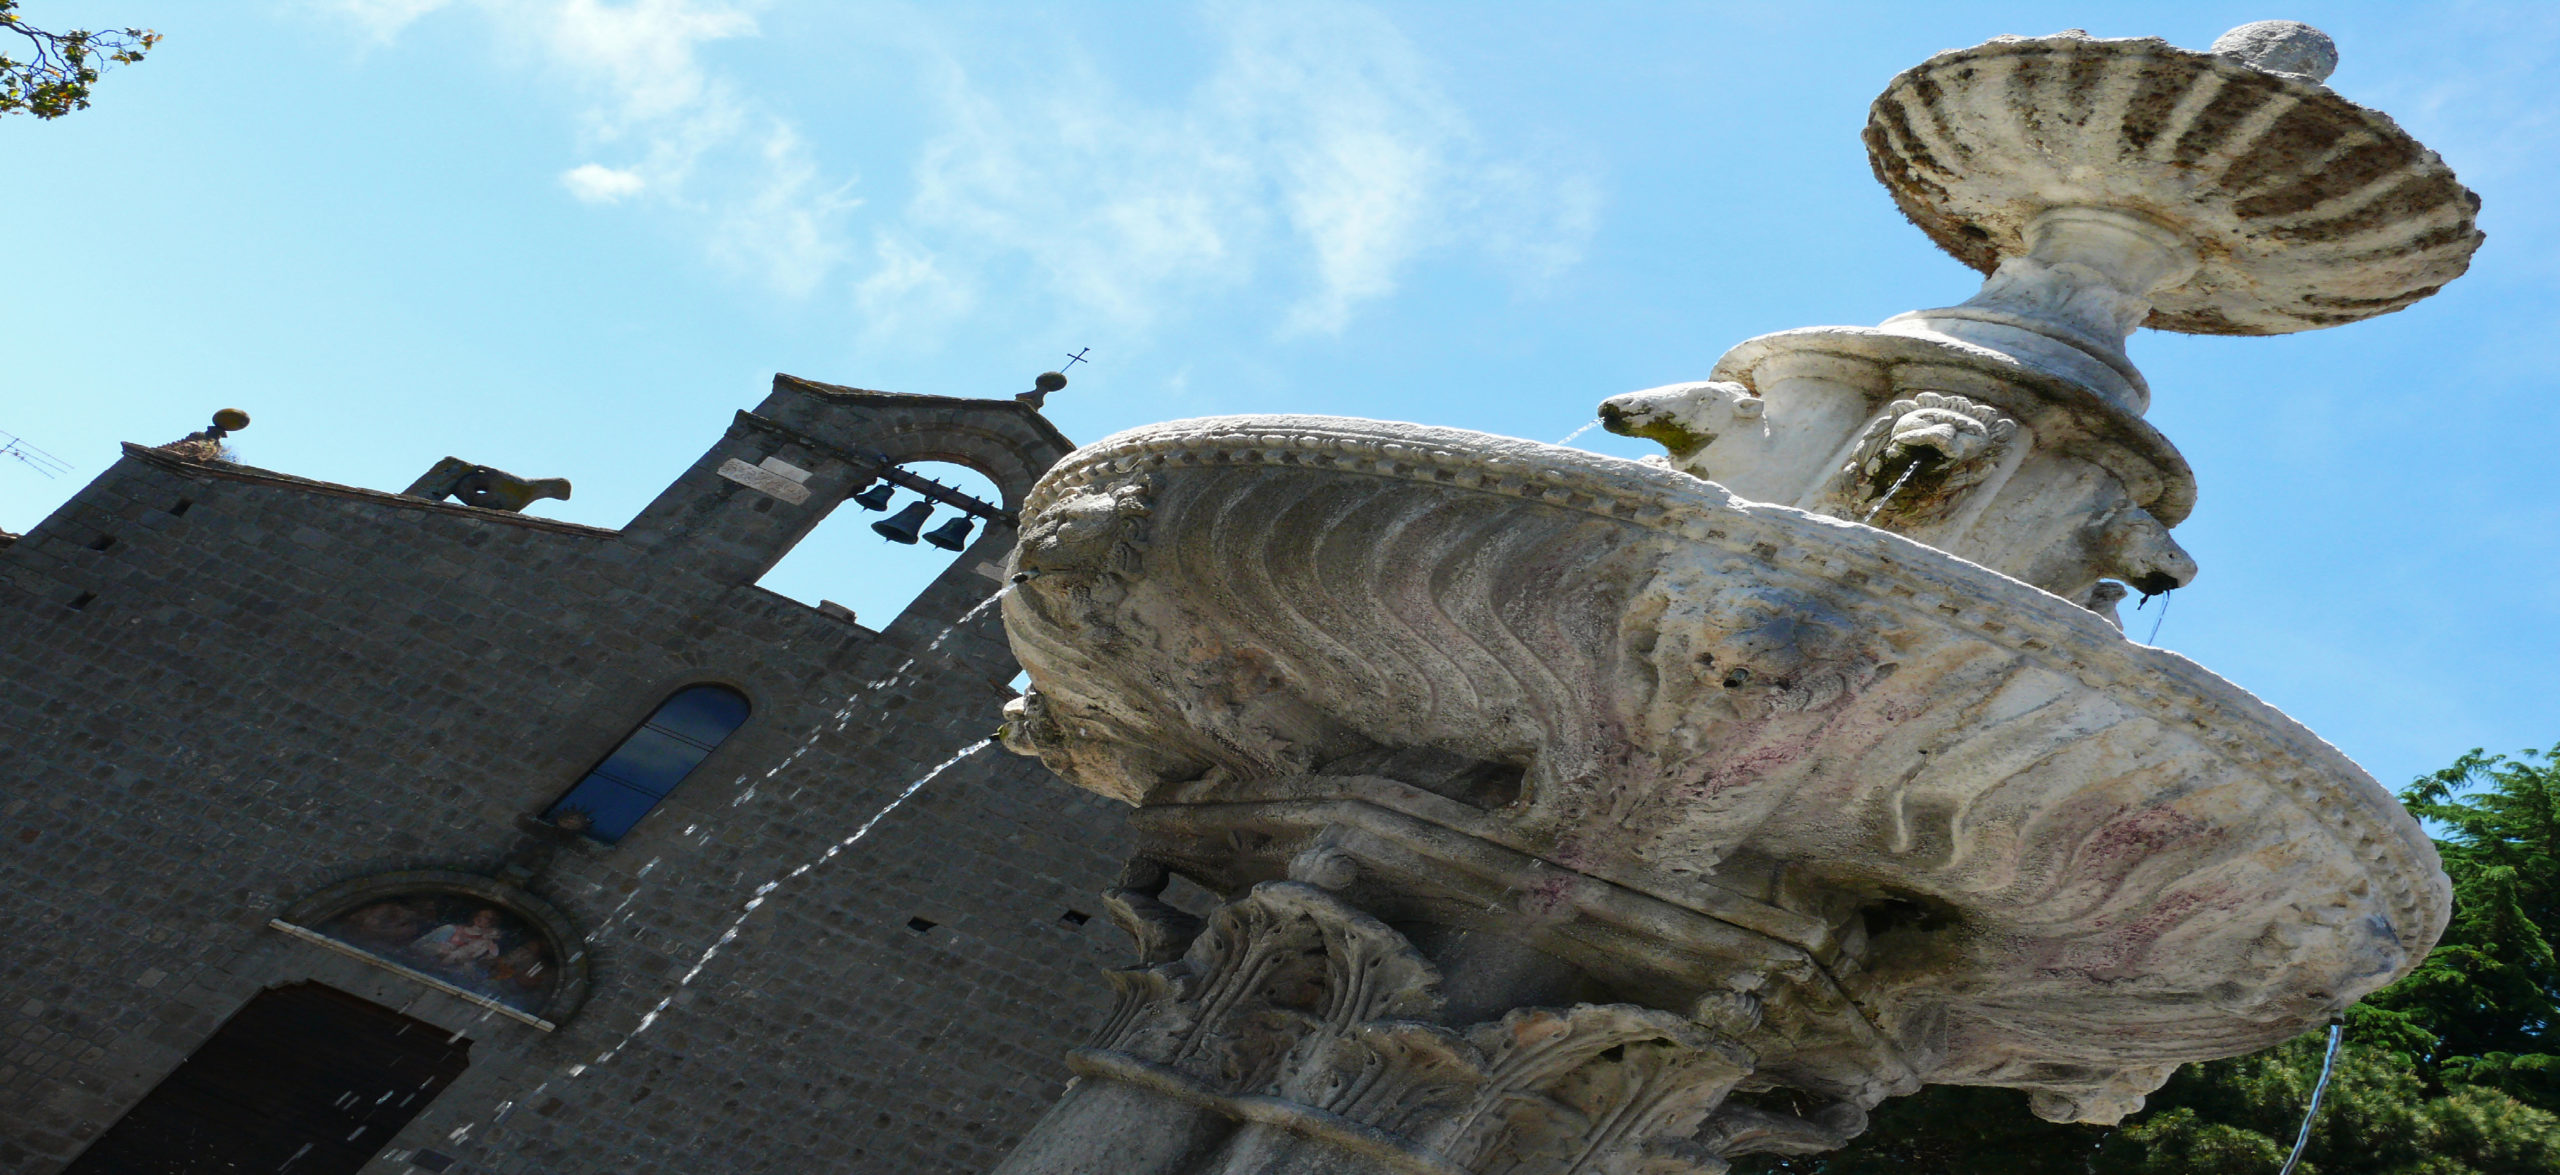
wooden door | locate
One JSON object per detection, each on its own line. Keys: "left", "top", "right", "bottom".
{"left": 66, "top": 982, "right": 471, "bottom": 1174}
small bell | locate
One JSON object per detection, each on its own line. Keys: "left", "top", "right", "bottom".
{"left": 849, "top": 482, "right": 896, "bottom": 511}
{"left": 872, "top": 500, "right": 932, "bottom": 544}
{"left": 922, "top": 515, "right": 975, "bottom": 551}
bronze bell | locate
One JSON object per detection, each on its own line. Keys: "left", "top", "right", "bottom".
{"left": 922, "top": 515, "right": 975, "bottom": 551}
{"left": 872, "top": 500, "right": 932, "bottom": 544}
{"left": 849, "top": 482, "right": 896, "bottom": 511}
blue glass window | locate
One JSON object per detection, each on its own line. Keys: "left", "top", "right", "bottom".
{"left": 545, "top": 685, "right": 750, "bottom": 843}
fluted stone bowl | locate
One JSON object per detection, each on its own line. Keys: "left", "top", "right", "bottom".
{"left": 1002, "top": 415, "right": 2446, "bottom": 1118}
{"left": 1867, "top": 31, "right": 2483, "bottom": 335}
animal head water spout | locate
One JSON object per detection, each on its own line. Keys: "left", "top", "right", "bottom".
{"left": 1884, "top": 405, "right": 1997, "bottom": 469}
{"left": 1598, "top": 381, "right": 1765, "bottom": 477}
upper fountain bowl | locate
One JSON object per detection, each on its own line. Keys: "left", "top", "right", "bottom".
{"left": 1866, "top": 28, "right": 2482, "bottom": 335}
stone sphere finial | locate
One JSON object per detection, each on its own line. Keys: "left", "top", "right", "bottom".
{"left": 2212, "top": 20, "right": 2338, "bottom": 82}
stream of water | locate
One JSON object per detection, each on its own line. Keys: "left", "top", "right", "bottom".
{"left": 442, "top": 585, "right": 1021, "bottom": 1149}
{"left": 1555, "top": 418, "right": 1603, "bottom": 446}
{"left": 1862, "top": 463, "right": 1921, "bottom": 524}
{"left": 2141, "top": 589, "right": 2173, "bottom": 645}
{"left": 570, "top": 738, "right": 995, "bottom": 1076}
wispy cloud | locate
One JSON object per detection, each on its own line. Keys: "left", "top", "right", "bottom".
{"left": 316, "top": 0, "right": 1597, "bottom": 337}
{"left": 562, "top": 163, "right": 646, "bottom": 203}
{"left": 319, "top": 0, "right": 454, "bottom": 42}
{"left": 317, "top": 0, "right": 855, "bottom": 296}
{"left": 886, "top": 1, "right": 1598, "bottom": 339}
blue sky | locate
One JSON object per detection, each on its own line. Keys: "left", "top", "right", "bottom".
{"left": 4, "top": 1, "right": 2555, "bottom": 790}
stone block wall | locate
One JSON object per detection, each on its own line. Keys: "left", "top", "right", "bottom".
{"left": 0, "top": 378, "right": 1133, "bottom": 1173}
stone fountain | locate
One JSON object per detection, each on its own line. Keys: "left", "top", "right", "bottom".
{"left": 990, "top": 22, "right": 2476, "bottom": 1174}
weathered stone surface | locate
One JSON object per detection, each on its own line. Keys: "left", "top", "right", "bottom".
{"left": 1610, "top": 23, "right": 2484, "bottom": 614}
{"left": 995, "top": 879, "right": 1759, "bottom": 1175}
{"left": 2212, "top": 20, "right": 2339, "bottom": 83}
{"left": 1000, "top": 414, "right": 2444, "bottom": 1133}
{"left": 1866, "top": 30, "right": 2482, "bottom": 339}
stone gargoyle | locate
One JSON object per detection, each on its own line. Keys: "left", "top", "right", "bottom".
{"left": 404, "top": 457, "right": 573, "bottom": 513}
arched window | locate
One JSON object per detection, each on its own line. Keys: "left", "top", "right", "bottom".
{"left": 545, "top": 685, "right": 751, "bottom": 843}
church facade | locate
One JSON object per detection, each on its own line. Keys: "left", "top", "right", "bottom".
{"left": 0, "top": 377, "right": 1135, "bottom": 1173}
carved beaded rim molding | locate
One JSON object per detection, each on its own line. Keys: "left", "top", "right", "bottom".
{"left": 1020, "top": 415, "right": 2450, "bottom": 953}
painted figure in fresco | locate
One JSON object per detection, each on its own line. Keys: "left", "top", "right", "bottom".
{"left": 408, "top": 909, "right": 506, "bottom": 971}
{"left": 313, "top": 894, "right": 556, "bottom": 1013}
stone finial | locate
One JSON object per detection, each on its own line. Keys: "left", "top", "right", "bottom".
{"left": 158, "top": 408, "right": 251, "bottom": 463}
{"left": 2212, "top": 20, "right": 2339, "bottom": 82}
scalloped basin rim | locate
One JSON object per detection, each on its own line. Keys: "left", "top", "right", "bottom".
{"left": 1021, "top": 414, "right": 2447, "bottom": 954}
{"left": 1865, "top": 32, "right": 2483, "bottom": 337}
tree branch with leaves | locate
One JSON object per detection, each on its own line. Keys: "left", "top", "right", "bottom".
{"left": 1, "top": 1, "right": 158, "bottom": 120}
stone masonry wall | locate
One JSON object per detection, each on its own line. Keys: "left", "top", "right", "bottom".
{"left": 0, "top": 378, "right": 1134, "bottom": 1173}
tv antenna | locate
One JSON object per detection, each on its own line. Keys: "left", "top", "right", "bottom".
{"left": 0, "top": 427, "right": 71, "bottom": 480}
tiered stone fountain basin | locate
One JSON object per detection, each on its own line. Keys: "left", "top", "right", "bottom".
{"left": 1001, "top": 414, "right": 2444, "bottom": 1123}
{"left": 986, "top": 22, "right": 2472, "bottom": 1173}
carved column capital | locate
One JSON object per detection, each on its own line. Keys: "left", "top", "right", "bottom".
{"left": 1019, "top": 877, "right": 1769, "bottom": 1175}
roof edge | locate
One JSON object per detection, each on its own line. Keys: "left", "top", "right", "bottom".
{"left": 119, "top": 444, "right": 621, "bottom": 538}
{"left": 770, "top": 373, "right": 1076, "bottom": 455}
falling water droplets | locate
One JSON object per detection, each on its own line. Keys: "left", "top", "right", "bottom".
{"left": 1555, "top": 418, "right": 1602, "bottom": 446}
{"left": 2142, "top": 589, "right": 2174, "bottom": 645}
{"left": 438, "top": 584, "right": 1021, "bottom": 1152}
{"left": 574, "top": 738, "right": 993, "bottom": 1073}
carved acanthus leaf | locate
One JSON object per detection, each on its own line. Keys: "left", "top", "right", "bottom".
{"left": 1692, "top": 1100, "right": 1866, "bottom": 1157}
{"left": 1275, "top": 1021, "right": 1488, "bottom": 1138}
{"left": 1101, "top": 885, "right": 1205, "bottom": 965}
{"left": 1423, "top": 1006, "right": 1752, "bottom": 1175}
{"left": 1134, "top": 881, "right": 1446, "bottom": 1094}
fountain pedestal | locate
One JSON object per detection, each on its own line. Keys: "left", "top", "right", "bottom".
{"left": 986, "top": 22, "right": 2474, "bottom": 1174}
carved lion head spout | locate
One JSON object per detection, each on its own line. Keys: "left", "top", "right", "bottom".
{"left": 1883, "top": 405, "right": 2000, "bottom": 469}
{"left": 1013, "top": 482, "right": 1150, "bottom": 580}
{"left": 1816, "top": 393, "right": 2020, "bottom": 530}
{"left": 2071, "top": 495, "right": 2197, "bottom": 601}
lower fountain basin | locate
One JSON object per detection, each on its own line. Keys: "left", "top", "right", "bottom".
{"left": 1001, "top": 414, "right": 2446, "bottom": 1119}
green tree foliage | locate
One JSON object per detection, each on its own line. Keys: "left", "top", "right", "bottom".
{"left": 1737, "top": 744, "right": 2560, "bottom": 1174}
{"left": 1, "top": 1, "right": 157, "bottom": 120}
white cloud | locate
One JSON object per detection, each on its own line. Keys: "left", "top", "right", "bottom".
{"left": 853, "top": 234, "right": 975, "bottom": 340}
{"left": 561, "top": 163, "right": 647, "bottom": 203}
{"left": 532, "top": 0, "right": 758, "bottom": 131}
{"left": 330, "top": 0, "right": 854, "bottom": 295}
{"left": 710, "top": 123, "right": 860, "bottom": 299}
{"left": 881, "top": 0, "right": 1598, "bottom": 340}
{"left": 321, "top": 0, "right": 1597, "bottom": 333}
